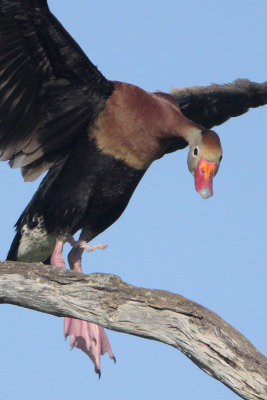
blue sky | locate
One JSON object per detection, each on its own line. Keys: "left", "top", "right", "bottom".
{"left": 1, "top": 1, "right": 266, "bottom": 399}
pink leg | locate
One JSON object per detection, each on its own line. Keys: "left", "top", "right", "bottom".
{"left": 50, "top": 240, "right": 65, "bottom": 269}
{"left": 63, "top": 242, "right": 115, "bottom": 377}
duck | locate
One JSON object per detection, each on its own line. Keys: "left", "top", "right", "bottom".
{"left": 1, "top": 0, "right": 266, "bottom": 376}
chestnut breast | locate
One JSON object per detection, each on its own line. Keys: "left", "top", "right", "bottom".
{"left": 91, "top": 81, "right": 193, "bottom": 169}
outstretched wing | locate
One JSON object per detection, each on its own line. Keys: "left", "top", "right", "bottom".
{"left": 0, "top": 0, "right": 114, "bottom": 181}
{"left": 171, "top": 79, "right": 267, "bottom": 129}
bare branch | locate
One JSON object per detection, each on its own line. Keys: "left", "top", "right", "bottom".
{"left": 0, "top": 261, "right": 266, "bottom": 400}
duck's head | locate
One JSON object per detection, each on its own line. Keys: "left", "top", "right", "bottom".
{"left": 187, "top": 130, "right": 222, "bottom": 199}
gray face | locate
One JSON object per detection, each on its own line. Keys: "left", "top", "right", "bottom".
{"left": 186, "top": 132, "right": 223, "bottom": 199}
{"left": 187, "top": 132, "right": 223, "bottom": 176}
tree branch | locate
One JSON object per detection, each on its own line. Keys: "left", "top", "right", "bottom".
{"left": 0, "top": 261, "right": 266, "bottom": 400}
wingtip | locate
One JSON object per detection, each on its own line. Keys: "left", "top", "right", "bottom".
{"left": 233, "top": 79, "right": 267, "bottom": 106}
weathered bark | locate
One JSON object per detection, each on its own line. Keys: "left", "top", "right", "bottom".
{"left": 0, "top": 261, "right": 266, "bottom": 400}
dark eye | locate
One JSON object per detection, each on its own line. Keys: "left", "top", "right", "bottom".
{"left": 219, "top": 155, "right": 223, "bottom": 162}
{"left": 193, "top": 147, "right": 199, "bottom": 157}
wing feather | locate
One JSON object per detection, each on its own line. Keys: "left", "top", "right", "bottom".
{"left": 0, "top": 0, "right": 114, "bottom": 179}
{"left": 171, "top": 79, "right": 267, "bottom": 129}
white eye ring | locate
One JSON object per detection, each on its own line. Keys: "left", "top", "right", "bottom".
{"left": 193, "top": 146, "right": 199, "bottom": 157}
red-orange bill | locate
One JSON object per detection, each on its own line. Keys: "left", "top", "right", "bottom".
{"left": 194, "top": 159, "right": 217, "bottom": 199}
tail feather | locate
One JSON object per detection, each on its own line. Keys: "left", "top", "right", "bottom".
{"left": 7, "top": 220, "right": 56, "bottom": 263}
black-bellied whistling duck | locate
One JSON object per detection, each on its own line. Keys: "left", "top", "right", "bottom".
{"left": 1, "top": 0, "right": 266, "bottom": 376}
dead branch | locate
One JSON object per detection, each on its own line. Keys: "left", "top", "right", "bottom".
{"left": 0, "top": 261, "right": 266, "bottom": 400}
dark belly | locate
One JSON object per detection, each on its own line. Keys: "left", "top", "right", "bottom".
{"left": 24, "top": 135, "right": 146, "bottom": 238}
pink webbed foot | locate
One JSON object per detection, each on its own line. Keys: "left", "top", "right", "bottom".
{"left": 64, "top": 317, "right": 116, "bottom": 377}
{"left": 63, "top": 239, "right": 115, "bottom": 376}
{"left": 67, "top": 236, "right": 108, "bottom": 253}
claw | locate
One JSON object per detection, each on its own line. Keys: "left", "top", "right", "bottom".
{"left": 92, "top": 336, "right": 97, "bottom": 345}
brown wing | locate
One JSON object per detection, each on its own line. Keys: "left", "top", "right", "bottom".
{"left": 0, "top": 0, "right": 114, "bottom": 181}
{"left": 170, "top": 79, "right": 267, "bottom": 129}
